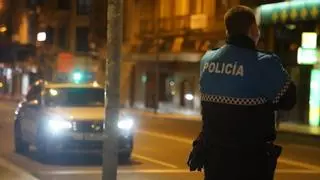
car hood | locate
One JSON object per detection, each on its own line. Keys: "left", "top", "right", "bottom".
{"left": 46, "top": 107, "right": 104, "bottom": 121}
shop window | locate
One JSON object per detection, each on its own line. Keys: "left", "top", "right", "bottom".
{"left": 274, "top": 24, "right": 300, "bottom": 66}
{"left": 180, "top": 80, "right": 193, "bottom": 107}
{"left": 165, "top": 77, "right": 175, "bottom": 101}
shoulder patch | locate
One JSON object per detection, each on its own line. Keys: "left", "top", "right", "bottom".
{"left": 257, "top": 50, "right": 279, "bottom": 60}
{"left": 257, "top": 49, "right": 274, "bottom": 55}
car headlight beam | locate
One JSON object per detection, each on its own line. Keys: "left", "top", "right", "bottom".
{"left": 48, "top": 118, "right": 72, "bottom": 132}
{"left": 117, "top": 119, "right": 134, "bottom": 130}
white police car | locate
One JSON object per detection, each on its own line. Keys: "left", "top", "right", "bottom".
{"left": 14, "top": 80, "right": 134, "bottom": 161}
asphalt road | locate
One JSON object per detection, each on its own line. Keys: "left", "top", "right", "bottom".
{"left": 0, "top": 101, "right": 320, "bottom": 180}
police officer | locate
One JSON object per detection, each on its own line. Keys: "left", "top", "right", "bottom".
{"left": 187, "top": 5, "right": 296, "bottom": 180}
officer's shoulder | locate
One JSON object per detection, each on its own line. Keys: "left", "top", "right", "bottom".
{"left": 201, "top": 48, "right": 220, "bottom": 61}
{"left": 256, "top": 50, "right": 280, "bottom": 61}
{"left": 211, "top": 48, "right": 220, "bottom": 51}
{"left": 206, "top": 48, "right": 220, "bottom": 54}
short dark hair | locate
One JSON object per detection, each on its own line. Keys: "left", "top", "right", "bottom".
{"left": 224, "top": 5, "right": 256, "bottom": 36}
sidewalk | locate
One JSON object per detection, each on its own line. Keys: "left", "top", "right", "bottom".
{"left": 0, "top": 94, "right": 21, "bottom": 103}
{"left": 0, "top": 157, "right": 38, "bottom": 180}
{"left": 126, "top": 108, "right": 320, "bottom": 137}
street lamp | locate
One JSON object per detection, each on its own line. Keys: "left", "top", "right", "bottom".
{"left": 0, "top": 25, "right": 7, "bottom": 33}
{"left": 37, "top": 32, "right": 46, "bottom": 42}
{"left": 36, "top": 31, "right": 46, "bottom": 80}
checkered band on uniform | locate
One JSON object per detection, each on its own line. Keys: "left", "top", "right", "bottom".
{"left": 201, "top": 94, "right": 267, "bottom": 105}
{"left": 273, "top": 79, "right": 291, "bottom": 104}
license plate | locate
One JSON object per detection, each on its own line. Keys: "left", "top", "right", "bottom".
{"left": 69, "top": 133, "right": 83, "bottom": 140}
{"left": 84, "top": 133, "right": 103, "bottom": 141}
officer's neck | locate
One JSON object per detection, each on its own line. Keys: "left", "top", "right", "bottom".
{"left": 226, "top": 35, "right": 256, "bottom": 50}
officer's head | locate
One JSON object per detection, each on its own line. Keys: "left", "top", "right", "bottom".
{"left": 224, "top": 5, "right": 260, "bottom": 45}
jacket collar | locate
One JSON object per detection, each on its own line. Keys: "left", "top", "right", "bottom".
{"left": 226, "top": 35, "right": 256, "bottom": 50}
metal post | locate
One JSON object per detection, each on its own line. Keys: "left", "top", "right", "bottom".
{"left": 154, "top": 21, "right": 160, "bottom": 114}
{"left": 102, "top": 0, "right": 123, "bottom": 180}
{"left": 7, "top": 0, "right": 15, "bottom": 97}
{"left": 154, "top": 38, "right": 160, "bottom": 113}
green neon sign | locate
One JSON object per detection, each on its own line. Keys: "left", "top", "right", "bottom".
{"left": 297, "top": 48, "right": 319, "bottom": 65}
{"left": 309, "top": 69, "right": 320, "bottom": 126}
{"left": 258, "top": 0, "right": 320, "bottom": 24}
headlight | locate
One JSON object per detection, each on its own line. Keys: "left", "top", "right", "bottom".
{"left": 48, "top": 116, "right": 72, "bottom": 132}
{"left": 117, "top": 118, "right": 134, "bottom": 130}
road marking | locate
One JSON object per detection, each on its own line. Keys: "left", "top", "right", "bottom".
{"left": 38, "top": 169, "right": 100, "bottom": 175}
{"left": 276, "top": 169, "right": 320, "bottom": 174}
{"left": 137, "top": 130, "right": 193, "bottom": 144}
{"left": 38, "top": 169, "right": 191, "bottom": 175}
{"left": 138, "top": 130, "right": 320, "bottom": 171}
{"left": 286, "top": 144, "right": 320, "bottom": 152}
{"left": 38, "top": 168, "right": 320, "bottom": 175}
{"left": 132, "top": 153, "right": 178, "bottom": 169}
{"left": 279, "top": 158, "right": 320, "bottom": 172}
{"left": 0, "top": 156, "right": 39, "bottom": 180}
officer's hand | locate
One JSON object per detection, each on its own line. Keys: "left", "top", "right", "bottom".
{"left": 187, "top": 151, "right": 201, "bottom": 171}
{"left": 187, "top": 140, "right": 205, "bottom": 172}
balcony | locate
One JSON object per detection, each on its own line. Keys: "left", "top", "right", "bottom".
{"left": 173, "top": 16, "right": 190, "bottom": 31}
{"left": 140, "top": 19, "right": 155, "bottom": 35}
{"left": 158, "top": 18, "right": 172, "bottom": 32}
{"left": 139, "top": 14, "right": 224, "bottom": 37}
{"left": 158, "top": 16, "right": 191, "bottom": 33}
{"left": 140, "top": 16, "right": 191, "bottom": 35}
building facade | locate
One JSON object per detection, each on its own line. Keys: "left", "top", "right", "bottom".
{"left": 9, "top": 0, "right": 94, "bottom": 78}
{"left": 0, "top": 0, "right": 95, "bottom": 97}
{"left": 124, "top": 0, "right": 239, "bottom": 113}
{"left": 257, "top": 0, "right": 320, "bottom": 127}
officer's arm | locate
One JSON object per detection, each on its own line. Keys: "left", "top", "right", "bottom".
{"left": 257, "top": 54, "right": 296, "bottom": 110}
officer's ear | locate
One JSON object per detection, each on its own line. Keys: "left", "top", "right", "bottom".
{"left": 248, "top": 23, "right": 260, "bottom": 45}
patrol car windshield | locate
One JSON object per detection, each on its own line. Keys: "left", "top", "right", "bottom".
{"left": 44, "top": 88, "right": 104, "bottom": 107}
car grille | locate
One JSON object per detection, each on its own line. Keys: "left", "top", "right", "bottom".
{"left": 65, "top": 141, "right": 103, "bottom": 150}
{"left": 72, "top": 121, "right": 104, "bottom": 133}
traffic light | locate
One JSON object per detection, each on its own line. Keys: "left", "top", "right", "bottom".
{"left": 72, "top": 72, "right": 82, "bottom": 83}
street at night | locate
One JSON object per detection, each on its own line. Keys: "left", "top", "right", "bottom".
{"left": 1, "top": 0, "right": 320, "bottom": 179}
{"left": 0, "top": 100, "right": 319, "bottom": 180}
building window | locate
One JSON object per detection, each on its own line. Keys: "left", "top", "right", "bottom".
{"left": 159, "top": 0, "right": 172, "bottom": 18}
{"left": 57, "top": 0, "right": 70, "bottom": 10}
{"left": 215, "top": 0, "right": 229, "bottom": 18}
{"left": 27, "top": 0, "right": 46, "bottom": 8}
{"left": 58, "top": 27, "right": 68, "bottom": 49}
{"left": 190, "top": 0, "right": 204, "bottom": 14}
{"left": 77, "top": 0, "right": 91, "bottom": 15}
{"left": 76, "top": 27, "right": 89, "bottom": 52}
{"left": 46, "top": 26, "right": 54, "bottom": 44}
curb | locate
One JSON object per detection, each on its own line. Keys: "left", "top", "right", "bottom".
{"left": 127, "top": 109, "right": 320, "bottom": 143}
{"left": 277, "top": 130, "right": 320, "bottom": 148}
{"left": 0, "top": 156, "right": 38, "bottom": 180}
{"left": 0, "top": 96, "right": 20, "bottom": 103}
{"left": 124, "top": 109, "right": 201, "bottom": 121}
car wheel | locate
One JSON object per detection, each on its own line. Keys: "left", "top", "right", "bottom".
{"left": 36, "top": 127, "right": 50, "bottom": 162}
{"left": 14, "top": 120, "right": 29, "bottom": 154}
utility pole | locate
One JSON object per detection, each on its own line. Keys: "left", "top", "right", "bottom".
{"left": 154, "top": 36, "right": 160, "bottom": 113}
{"left": 154, "top": 15, "right": 160, "bottom": 114}
{"left": 102, "top": 0, "right": 123, "bottom": 180}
